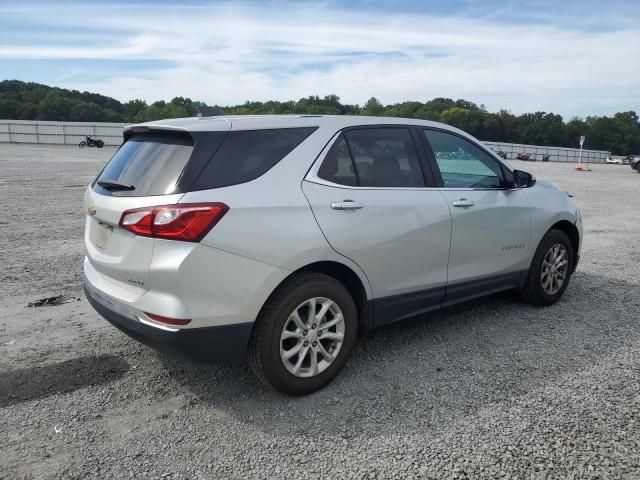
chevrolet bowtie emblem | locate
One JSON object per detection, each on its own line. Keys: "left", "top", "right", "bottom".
{"left": 87, "top": 206, "right": 97, "bottom": 216}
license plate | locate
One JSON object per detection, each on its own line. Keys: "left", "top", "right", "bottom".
{"left": 95, "top": 222, "right": 113, "bottom": 249}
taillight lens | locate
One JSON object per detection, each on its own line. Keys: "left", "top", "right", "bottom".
{"left": 120, "top": 210, "right": 154, "bottom": 236}
{"left": 119, "top": 203, "right": 229, "bottom": 242}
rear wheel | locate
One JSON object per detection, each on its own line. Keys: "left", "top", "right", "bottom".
{"left": 519, "top": 229, "right": 574, "bottom": 306}
{"left": 96, "top": 140, "right": 104, "bottom": 148}
{"left": 248, "top": 272, "right": 358, "bottom": 395}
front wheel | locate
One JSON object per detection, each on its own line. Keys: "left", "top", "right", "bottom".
{"left": 78, "top": 141, "right": 86, "bottom": 148}
{"left": 519, "top": 229, "right": 574, "bottom": 306}
{"left": 248, "top": 272, "right": 358, "bottom": 395}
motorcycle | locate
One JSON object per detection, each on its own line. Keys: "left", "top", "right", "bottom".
{"left": 79, "top": 136, "right": 104, "bottom": 148}
{"left": 542, "top": 154, "right": 550, "bottom": 162}
{"left": 516, "top": 153, "right": 533, "bottom": 161}
{"left": 496, "top": 150, "right": 508, "bottom": 160}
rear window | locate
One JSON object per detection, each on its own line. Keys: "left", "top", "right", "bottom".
{"left": 93, "top": 132, "right": 194, "bottom": 197}
{"left": 190, "top": 127, "right": 317, "bottom": 190}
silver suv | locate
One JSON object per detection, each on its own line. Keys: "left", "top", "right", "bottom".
{"left": 84, "top": 115, "right": 582, "bottom": 395}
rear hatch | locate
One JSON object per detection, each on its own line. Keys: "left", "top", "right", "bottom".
{"left": 85, "top": 121, "right": 318, "bottom": 296}
{"left": 84, "top": 126, "right": 229, "bottom": 294}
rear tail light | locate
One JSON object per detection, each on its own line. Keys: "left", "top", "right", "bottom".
{"left": 119, "top": 203, "right": 228, "bottom": 242}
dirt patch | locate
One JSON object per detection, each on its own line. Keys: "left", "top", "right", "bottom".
{"left": 27, "top": 295, "right": 66, "bottom": 307}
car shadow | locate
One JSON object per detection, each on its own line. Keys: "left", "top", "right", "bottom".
{"left": 0, "top": 355, "right": 129, "bottom": 408}
{"left": 157, "top": 270, "right": 640, "bottom": 436}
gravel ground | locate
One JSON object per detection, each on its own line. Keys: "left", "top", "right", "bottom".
{"left": 1, "top": 143, "right": 639, "bottom": 479}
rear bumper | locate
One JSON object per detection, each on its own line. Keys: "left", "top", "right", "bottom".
{"left": 84, "top": 283, "right": 253, "bottom": 364}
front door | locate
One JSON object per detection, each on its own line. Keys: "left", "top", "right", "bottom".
{"left": 422, "top": 128, "right": 532, "bottom": 302}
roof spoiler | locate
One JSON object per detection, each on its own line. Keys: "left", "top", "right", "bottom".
{"left": 122, "top": 126, "right": 194, "bottom": 144}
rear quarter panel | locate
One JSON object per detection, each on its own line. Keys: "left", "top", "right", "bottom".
{"left": 178, "top": 123, "right": 374, "bottom": 299}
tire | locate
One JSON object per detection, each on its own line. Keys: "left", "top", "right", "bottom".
{"left": 248, "top": 272, "right": 358, "bottom": 395}
{"left": 96, "top": 140, "right": 104, "bottom": 148}
{"left": 78, "top": 141, "right": 86, "bottom": 148}
{"left": 519, "top": 229, "right": 574, "bottom": 306}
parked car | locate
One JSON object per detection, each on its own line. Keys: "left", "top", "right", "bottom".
{"left": 84, "top": 116, "right": 583, "bottom": 395}
{"left": 606, "top": 157, "right": 623, "bottom": 164}
{"left": 516, "top": 152, "right": 533, "bottom": 161}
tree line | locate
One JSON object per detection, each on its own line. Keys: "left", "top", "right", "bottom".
{"left": 1, "top": 80, "right": 638, "bottom": 154}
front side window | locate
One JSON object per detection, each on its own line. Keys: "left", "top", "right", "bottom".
{"left": 424, "top": 129, "right": 504, "bottom": 188}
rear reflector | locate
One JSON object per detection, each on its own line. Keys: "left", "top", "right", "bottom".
{"left": 119, "top": 203, "right": 228, "bottom": 242}
{"left": 144, "top": 312, "right": 191, "bottom": 326}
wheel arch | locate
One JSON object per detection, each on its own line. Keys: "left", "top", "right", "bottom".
{"left": 549, "top": 220, "right": 580, "bottom": 268}
{"left": 262, "top": 260, "right": 372, "bottom": 335}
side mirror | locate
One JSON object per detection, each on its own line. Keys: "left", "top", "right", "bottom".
{"left": 513, "top": 169, "right": 536, "bottom": 188}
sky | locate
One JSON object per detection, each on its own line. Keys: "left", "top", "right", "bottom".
{"left": 1, "top": 0, "right": 639, "bottom": 118}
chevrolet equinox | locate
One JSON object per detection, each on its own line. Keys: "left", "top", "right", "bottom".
{"left": 84, "top": 115, "right": 583, "bottom": 395}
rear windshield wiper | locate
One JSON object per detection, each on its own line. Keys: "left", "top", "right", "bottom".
{"left": 97, "top": 180, "right": 135, "bottom": 191}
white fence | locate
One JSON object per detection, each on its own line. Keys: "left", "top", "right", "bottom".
{"left": 0, "top": 120, "right": 125, "bottom": 146}
{"left": 484, "top": 141, "right": 610, "bottom": 164}
{"left": 0, "top": 120, "right": 611, "bottom": 163}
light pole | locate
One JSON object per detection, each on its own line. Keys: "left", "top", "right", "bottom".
{"left": 575, "top": 135, "right": 590, "bottom": 171}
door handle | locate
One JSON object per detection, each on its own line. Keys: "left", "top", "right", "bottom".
{"left": 452, "top": 198, "right": 475, "bottom": 207}
{"left": 331, "top": 200, "right": 363, "bottom": 210}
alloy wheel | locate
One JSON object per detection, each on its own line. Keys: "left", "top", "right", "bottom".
{"left": 280, "top": 297, "right": 345, "bottom": 378}
{"left": 541, "top": 243, "right": 569, "bottom": 295}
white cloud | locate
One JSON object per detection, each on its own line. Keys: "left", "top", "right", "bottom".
{"left": 1, "top": 1, "right": 639, "bottom": 117}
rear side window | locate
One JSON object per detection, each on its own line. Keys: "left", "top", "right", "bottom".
{"left": 317, "top": 134, "right": 357, "bottom": 186}
{"left": 191, "top": 127, "right": 317, "bottom": 190}
{"left": 93, "top": 132, "right": 194, "bottom": 197}
{"left": 345, "top": 128, "right": 424, "bottom": 187}
{"left": 317, "top": 128, "right": 425, "bottom": 188}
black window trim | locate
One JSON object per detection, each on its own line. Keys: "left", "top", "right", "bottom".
{"left": 308, "top": 124, "right": 437, "bottom": 190}
{"left": 335, "top": 132, "right": 361, "bottom": 186}
{"left": 420, "top": 126, "right": 516, "bottom": 190}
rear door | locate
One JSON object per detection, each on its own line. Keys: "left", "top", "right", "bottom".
{"left": 84, "top": 128, "right": 228, "bottom": 293}
{"left": 302, "top": 126, "right": 452, "bottom": 317}
{"left": 421, "top": 128, "right": 532, "bottom": 301}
